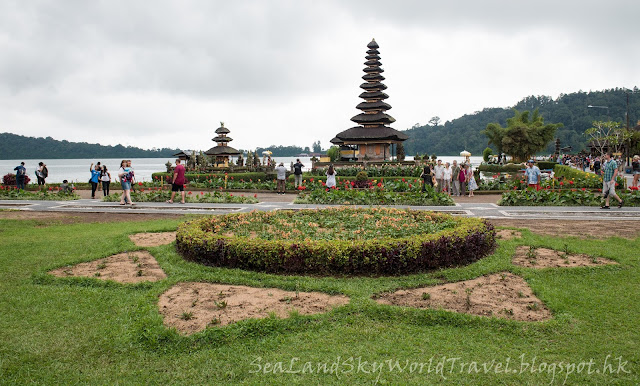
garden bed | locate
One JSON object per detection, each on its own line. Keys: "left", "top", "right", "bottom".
{"left": 513, "top": 246, "right": 618, "bottom": 268}
{"left": 375, "top": 272, "right": 552, "bottom": 321}
{"left": 102, "top": 189, "right": 258, "bottom": 204}
{"left": 49, "top": 251, "right": 167, "bottom": 283}
{"left": 158, "top": 282, "right": 349, "bottom": 335}
{"left": 176, "top": 208, "right": 496, "bottom": 275}
{"left": 129, "top": 232, "right": 177, "bottom": 247}
{"left": 498, "top": 188, "right": 640, "bottom": 206}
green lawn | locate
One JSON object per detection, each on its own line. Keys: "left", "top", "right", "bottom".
{"left": 0, "top": 217, "right": 638, "bottom": 384}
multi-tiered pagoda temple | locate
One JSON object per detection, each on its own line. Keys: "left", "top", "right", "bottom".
{"left": 331, "top": 39, "right": 407, "bottom": 161}
{"left": 204, "top": 122, "right": 241, "bottom": 166}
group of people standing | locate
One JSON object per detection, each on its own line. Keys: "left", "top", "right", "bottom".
{"left": 421, "top": 160, "right": 477, "bottom": 197}
{"left": 12, "top": 161, "right": 49, "bottom": 190}
{"left": 89, "top": 160, "right": 135, "bottom": 204}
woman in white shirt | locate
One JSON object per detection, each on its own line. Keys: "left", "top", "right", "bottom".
{"left": 443, "top": 162, "right": 452, "bottom": 195}
{"left": 326, "top": 165, "right": 336, "bottom": 189}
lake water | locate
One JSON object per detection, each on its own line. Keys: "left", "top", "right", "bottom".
{"left": 0, "top": 156, "right": 483, "bottom": 183}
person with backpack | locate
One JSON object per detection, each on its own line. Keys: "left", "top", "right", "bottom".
{"left": 100, "top": 165, "right": 111, "bottom": 197}
{"left": 293, "top": 159, "right": 304, "bottom": 188}
{"left": 14, "top": 162, "right": 27, "bottom": 190}
{"left": 36, "top": 162, "right": 48, "bottom": 186}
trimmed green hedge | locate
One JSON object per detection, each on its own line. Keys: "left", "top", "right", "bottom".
{"left": 152, "top": 172, "right": 269, "bottom": 183}
{"left": 176, "top": 209, "right": 496, "bottom": 275}
{"left": 478, "top": 161, "right": 557, "bottom": 173}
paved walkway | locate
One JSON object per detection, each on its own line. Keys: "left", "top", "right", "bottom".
{"left": 2, "top": 193, "right": 638, "bottom": 221}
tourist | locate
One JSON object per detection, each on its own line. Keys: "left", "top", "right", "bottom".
{"left": 451, "top": 160, "right": 460, "bottom": 196}
{"left": 467, "top": 163, "right": 478, "bottom": 197}
{"left": 167, "top": 159, "right": 186, "bottom": 204}
{"left": 36, "top": 162, "right": 48, "bottom": 186}
{"left": 443, "top": 162, "right": 452, "bottom": 195}
{"left": 60, "top": 179, "right": 74, "bottom": 193}
{"left": 420, "top": 164, "right": 433, "bottom": 192}
{"left": 593, "top": 157, "right": 601, "bottom": 176}
{"left": 14, "top": 162, "right": 27, "bottom": 190}
{"left": 434, "top": 159, "right": 445, "bottom": 193}
{"left": 89, "top": 163, "right": 101, "bottom": 199}
{"left": 524, "top": 160, "right": 541, "bottom": 190}
{"left": 326, "top": 164, "right": 336, "bottom": 189}
{"left": 601, "top": 152, "right": 623, "bottom": 209}
{"left": 275, "top": 162, "right": 287, "bottom": 195}
{"left": 293, "top": 159, "right": 304, "bottom": 188}
{"left": 100, "top": 165, "right": 111, "bottom": 197}
{"left": 459, "top": 164, "right": 468, "bottom": 196}
{"left": 632, "top": 155, "right": 640, "bottom": 188}
{"left": 118, "top": 160, "right": 135, "bottom": 205}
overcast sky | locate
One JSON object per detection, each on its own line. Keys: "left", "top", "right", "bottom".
{"left": 1, "top": 0, "right": 639, "bottom": 152}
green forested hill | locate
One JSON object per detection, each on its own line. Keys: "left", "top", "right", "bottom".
{"left": 0, "top": 133, "right": 180, "bottom": 159}
{"left": 402, "top": 87, "right": 640, "bottom": 156}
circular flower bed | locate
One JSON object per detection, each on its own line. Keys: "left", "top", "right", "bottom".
{"left": 176, "top": 208, "right": 496, "bottom": 275}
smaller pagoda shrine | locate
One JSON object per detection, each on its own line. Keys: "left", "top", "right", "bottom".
{"left": 204, "top": 122, "right": 241, "bottom": 166}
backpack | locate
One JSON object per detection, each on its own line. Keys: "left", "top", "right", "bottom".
{"left": 42, "top": 166, "right": 48, "bottom": 178}
{"left": 17, "top": 167, "right": 25, "bottom": 176}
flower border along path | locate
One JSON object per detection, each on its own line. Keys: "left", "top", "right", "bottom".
{"left": 176, "top": 208, "right": 496, "bottom": 275}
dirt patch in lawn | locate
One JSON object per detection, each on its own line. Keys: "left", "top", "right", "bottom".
{"left": 158, "top": 282, "right": 349, "bottom": 334}
{"left": 50, "top": 250, "right": 167, "bottom": 283}
{"left": 376, "top": 272, "right": 551, "bottom": 322}
{"left": 488, "top": 219, "right": 640, "bottom": 239}
{"left": 129, "top": 232, "right": 176, "bottom": 247}
{"left": 0, "top": 210, "right": 189, "bottom": 225}
{"left": 513, "top": 246, "right": 618, "bottom": 268}
{"left": 496, "top": 229, "right": 522, "bottom": 240}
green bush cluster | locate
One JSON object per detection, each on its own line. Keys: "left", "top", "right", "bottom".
{"left": 176, "top": 209, "right": 496, "bottom": 275}
{"left": 294, "top": 186, "right": 455, "bottom": 206}
{"left": 151, "top": 172, "right": 269, "bottom": 184}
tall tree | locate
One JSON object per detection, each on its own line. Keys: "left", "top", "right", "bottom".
{"left": 312, "top": 141, "right": 322, "bottom": 153}
{"left": 483, "top": 123, "right": 507, "bottom": 155}
{"left": 493, "top": 109, "right": 562, "bottom": 162}
{"left": 585, "top": 121, "right": 631, "bottom": 157}
{"left": 428, "top": 116, "right": 441, "bottom": 127}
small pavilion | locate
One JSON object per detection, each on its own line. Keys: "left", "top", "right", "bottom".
{"left": 331, "top": 39, "right": 408, "bottom": 161}
{"left": 204, "top": 122, "right": 241, "bottom": 166}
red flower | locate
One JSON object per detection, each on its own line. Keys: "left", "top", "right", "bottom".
{"left": 48, "top": 187, "right": 53, "bottom": 191}
{"left": 200, "top": 191, "right": 204, "bottom": 195}
{"left": 568, "top": 180, "right": 574, "bottom": 185}
{"left": 141, "top": 188, "right": 145, "bottom": 192}
{"left": 377, "top": 182, "right": 383, "bottom": 187}
{"left": 581, "top": 188, "right": 586, "bottom": 191}
{"left": 230, "top": 194, "right": 233, "bottom": 197}
{"left": 310, "top": 178, "right": 314, "bottom": 182}
{"left": 254, "top": 194, "right": 257, "bottom": 198}
{"left": 138, "top": 182, "right": 143, "bottom": 186}
{"left": 559, "top": 182, "right": 564, "bottom": 186}
{"left": 402, "top": 178, "right": 406, "bottom": 183}
{"left": 409, "top": 184, "right": 412, "bottom": 188}
{"left": 188, "top": 191, "right": 192, "bottom": 195}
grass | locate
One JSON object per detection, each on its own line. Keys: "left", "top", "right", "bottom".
{"left": 0, "top": 216, "right": 638, "bottom": 384}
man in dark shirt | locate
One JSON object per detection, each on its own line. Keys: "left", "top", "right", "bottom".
{"left": 14, "top": 162, "right": 27, "bottom": 190}
{"left": 293, "top": 159, "right": 304, "bottom": 188}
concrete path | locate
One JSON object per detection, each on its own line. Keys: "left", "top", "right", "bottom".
{"left": 2, "top": 193, "right": 638, "bottom": 220}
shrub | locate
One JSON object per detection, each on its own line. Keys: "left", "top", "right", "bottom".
{"left": 3, "top": 173, "right": 31, "bottom": 186}
{"left": 294, "top": 185, "right": 454, "bottom": 206}
{"left": 482, "top": 147, "right": 493, "bottom": 162}
{"left": 176, "top": 208, "right": 496, "bottom": 275}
